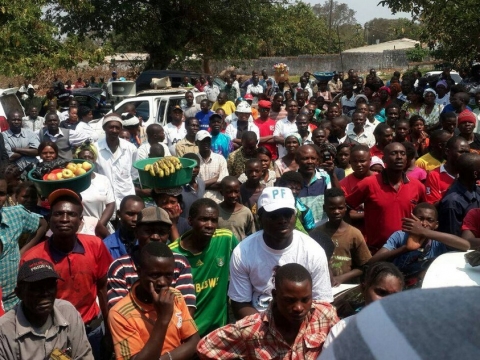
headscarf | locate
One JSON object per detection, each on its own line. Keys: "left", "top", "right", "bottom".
{"left": 355, "top": 94, "right": 368, "bottom": 104}
{"left": 423, "top": 88, "right": 438, "bottom": 99}
{"left": 75, "top": 141, "right": 98, "bottom": 161}
{"left": 436, "top": 80, "right": 448, "bottom": 89}
{"left": 379, "top": 86, "right": 391, "bottom": 95}
{"left": 284, "top": 133, "right": 302, "bottom": 146}
{"left": 319, "top": 142, "right": 337, "bottom": 156}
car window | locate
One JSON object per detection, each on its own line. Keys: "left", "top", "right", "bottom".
{"left": 0, "top": 94, "right": 24, "bottom": 117}
{"left": 157, "top": 100, "right": 167, "bottom": 124}
{"left": 115, "top": 100, "right": 150, "bottom": 122}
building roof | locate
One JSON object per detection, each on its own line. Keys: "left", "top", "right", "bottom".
{"left": 343, "top": 38, "right": 419, "bottom": 53}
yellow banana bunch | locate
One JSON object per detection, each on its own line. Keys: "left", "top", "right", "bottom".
{"left": 144, "top": 157, "right": 183, "bottom": 178}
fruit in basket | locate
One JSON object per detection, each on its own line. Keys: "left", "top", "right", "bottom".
{"left": 82, "top": 162, "right": 92, "bottom": 171}
{"left": 56, "top": 172, "right": 63, "bottom": 180}
{"left": 66, "top": 163, "right": 77, "bottom": 172}
{"left": 47, "top": 173, "right": 58, "bottom": 181}
{"left": 62, "top": 169, "right": 74, "bottom": 179}
{"left": 75, "top": 167, "right": 87, "bottom": 176}
{"left": 144, "top": 157, "right": 183, "bottom": 178}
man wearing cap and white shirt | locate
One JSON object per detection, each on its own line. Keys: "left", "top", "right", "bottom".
{"left": 0, "top": 258, "right": 94, "bottom": 359}
{"left": 164, "top": 105, "right": 187, "bottom": 155}
{"left": 196, "top": 130, "right": 229, "bottom": 203}
{"left": 225, "top": 101, "right": 259, "bottom": 149}
{"left": 94, "top": 113, "right": 138, "bottom": 208}
{"left": 228, "top": 187, "right": 333, "bottom": 320}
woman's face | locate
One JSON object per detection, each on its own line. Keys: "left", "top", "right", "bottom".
{"left": 285, "top": 137, "right": 300, "bottom": 155}
{"left": 327, "top": 106, "right": 341, "bottom": 120}
{"left": 357, "top": 103, "right": 368, "bottom": 115}
{"left": 436, "top": 86, "right": 447, "bottom": 98}
{"left": 363, "top": 275, "right": 403, "bottom": 305}
{"left": 336, "top": 147, "right": 351, "bottom": 168}
{"left": 40, "top": 146, "right": 57, "bottom": 162}
{"left": 78, "top": 150, "right": 96, "bottom": 162}
{"left": 257, "top": 153, "right": 271, "bottom": 172}
{"left": 424, "top": 91, "right": 436, "bottom": 105}
{"left": 155, "top": 194, "right": 179, "bottom": 211}
{"left": 364, "top": 87, "right": 373, "bottom": 97}
{"left": 412, "top": 120, "right": 425, "bottom": 133}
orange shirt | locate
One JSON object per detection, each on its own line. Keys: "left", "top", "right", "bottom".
{"left": 109, "top": 283, "right": 197, "bottom": 360}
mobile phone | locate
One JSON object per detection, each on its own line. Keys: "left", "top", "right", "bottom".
{"left": 322, "top": 151, "right": 331, "bottom": 162}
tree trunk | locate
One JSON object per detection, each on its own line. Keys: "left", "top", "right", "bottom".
{"left": 203, "top": 58, "right": 211, "bottom": 74}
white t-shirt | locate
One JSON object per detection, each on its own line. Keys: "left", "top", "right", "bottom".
{"left": 228, "top": 229, "right": 333, "bottom": 312}
{"left": 273, "top": 117, "right": 299, "bottom": 158}
{"left": 81, "top": 173, "right": 115, "bottom": 217}
{"left": 137, "top": 142, "right": 171, "bottom": 160}
{"left": 164, "top": 122, "right": 187, "bottom": 155}
{"left": 225, "top": 120, "right": 259, "bottom": 142}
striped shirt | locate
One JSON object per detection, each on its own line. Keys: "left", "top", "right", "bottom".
{"left": 106, "top": 251, "right": 196, "bottom": 309}
{"left": 198, "top": 152, "right": 229, "bottom": 203}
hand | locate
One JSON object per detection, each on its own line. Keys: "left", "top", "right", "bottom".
{"left": 332, "top": 276, "right": 344, "bottom": 287}
{"left": 402, "top": 214, "right": 427, "bottom": 238}
{"left": 150, "top": 283, "right": 174, "bottom": 322}
{"left": 319, "top": 160, "right": 335, "bottom": 174}
{"left": 165, "top": 203, "right": 182, "bottom": 224}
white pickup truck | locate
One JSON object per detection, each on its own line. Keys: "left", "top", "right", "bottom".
{"left": 89, "top": 88, "right": 206, "bottom": 139}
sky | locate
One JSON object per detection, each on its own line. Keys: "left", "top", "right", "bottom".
{"left": 308, "top": 0, "right": 411, "bottom": 25}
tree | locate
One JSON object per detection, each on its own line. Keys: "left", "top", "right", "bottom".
{"left": 379, "top": 0, "right": 480, "bottom": 67}
{"left": 0, "top": 0, "right": 96, "bottom": 76}
{"left": 364, "top": 18, "right": 422, "bottom": 45}
{"left": 312, "top": 1, "right": 357, "bottom": 27}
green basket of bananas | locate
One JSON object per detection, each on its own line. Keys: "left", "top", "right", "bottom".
{"left": 133, "top": 156, "right": 197, "bottom": 188}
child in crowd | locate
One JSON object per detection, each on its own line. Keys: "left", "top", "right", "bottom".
{"left": 440, "top": 111, "right": 457, "bottom": 135}
{"left": 367, "top": 103, "right": 382, "bottom": 127}
{"left": 326, "top": 103, "right": 341, "bottom": 122}
{"left": 277, "top": 171, "right": 315, "bottom": 234}
{"left": 239, "top": 159, "right": 265, "bottom": 226}
{"left": 118, "top": 129, "right": 131, "bottom": 141}
{"left": 324, "top": 262, "right": 404, "bottom": 348}
{"left": 403, "top": 141, "right": 427, "bottom": 182}
{"left": 393, "top": 119, "right": 410, "bottom": 143}
{"left": 369, "top": 156, "right": 384, "bottom": 173}
{"left": 335, "top": 143, "right": 353, "bottom": 176}
{"left": 238, "top": 147, "right": 276, "bottom": 187}
{"left": 310, "top": 188, "right": 371, "bottom": 285}
{"left": 407, "top": 115, "right": 429, "bottom": 156}
{"left": 152, "top": 187, "right": 191, "bottom": 241}
{"left": 218, "top": 176, "right": 256, "bottom": 241}
{"left": 368, "top": 202, "right": 470, "bottom": 276}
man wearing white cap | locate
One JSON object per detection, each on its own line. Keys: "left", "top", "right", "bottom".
{"left": 228, "top": 187, "right": 333, "bottom": 320}
{"left": 196, "top": 130, "right": 228, "bottom": 203}
{"left": 225, "top": 101, "right": 259, "bottom": 149}
{"left": 94, "top": 113, "right": 138, "bottom": 208}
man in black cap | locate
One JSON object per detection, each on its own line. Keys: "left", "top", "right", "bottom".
{"left": 0, "top": 258, "right": 93, "bottom": 359}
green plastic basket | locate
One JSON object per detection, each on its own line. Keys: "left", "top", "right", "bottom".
{"left": 134, "top": 157, "right": 197, "bottom": 188}
{"left": 27, "top": 159, "right": 95, "bottom": 197}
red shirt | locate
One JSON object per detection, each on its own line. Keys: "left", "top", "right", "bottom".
{"left": 461, "top": 208, "right": 480, "bottom": 237}
{"left": 340, "top": 173, "right": 367, "bottom": 196}
{"left": 21, "top": 234, "right": 113, "bottom": 323}
{"left": 0, "top": 287, "right": 4, "bottom": 317}
{"left": 425, "top": 164, "right": 455, "bottom": 204}
{"left": 369, "top": 145, "right": 384, "bottom": 158}
{"left": 346, "top": 171, "right": 426, "bottom": 251}
{"left": 254, "top": 117, "right": 278, "bottom": 159}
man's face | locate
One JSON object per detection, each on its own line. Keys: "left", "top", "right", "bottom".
{"left": 450, "top": 93, "right": 463, "bottom": 110}
{"left": 197, "top": 138, "right": 212, "bottom": 153}
{"left": 217, "top": 93, "right": 227, "bottom": 104}
{"left": 296, "top": 146, "right": 318, "bottom": 175}
{"left": 273, "top": 279, "right": 312, "bottom": 325}
{"left": 401, "top": 81, "right": 411, "bottom": 95}
{"left": 171, "top": 109, "right": 183, "bottom": 122}
{"left": 50, "top": 201, "right": 83, "bottom": 237}
{"left": 313, "top": 130, "right": 326, "bottom": 146}
{"left": 261, "top": 208, "right": 296, "bottom": 240}
{"left": 259, "top": 106, "right": 270, "bottom": 119}
{"left": 186, "top": 119, "right": 200, "bottom": 137}
{"left": 300, "top": 77, "right": 308, "bottom": 88}
{"left": 287, "top": 101, "right": 298, "bottom": 117}
{"left": 331, "top": 119, "right": 345, "bottom": 137}
{"left": 138, "top": 255, "right": 175, "bottom": 294}
{"left": 185, "top": 92, "right": 194, "bottom": 105}
{"left": 296, "top": 92, "right": 306, "bottom": 106}
{"left": 104, "top": 121, "right": 122, "bottom": 141}
{"left": 386, "top": 107, "right": 400, "bottom": 122}
{"left": 183, "top": 76, "right": 190, "bottom": 84}
{"left": 458, "top": 121, "right": 475, "bottom": 135}
{"left": 68, "top": 108, "right": 78, "bottom": 122}
{"left": 246, "top": 162, "right": 263, "bottom": 182}
{"left": 200, "top": 101, "right": 209, "bottom": 112}
{"left": 261, "top": 69, "right": 268, "bottom": 78}
{"left": 253, "top": 76, "right": 259, "bottom": 86}
{"left": 350, "top": 150, "right": 371, "bottom": 176}
{"left": 242, "top": 139, "right": 257, "bottom": 157}
{"left": 188, "top": 205, "right": 219, "bottom": 241}
{"left": 352, "top": 113, "right": 366, "bottom": 128}
{"left": 207, "top": 76, "right": 213, "bottom": 85}
{"left": 295, "top": 116, "right": 309, "bottom": 133}
{"left": 343, "top": 85, "right": 353, "bottom": 96}
{"left": 152, "top": 127, "right": 165, "bottom": 142}
{"left": 118, "top": 200, "right": 145, "bottom": 231}
{"left": 45, "top": 115, "right": 59, "bottom": 133}
{"left": 413, "top": 208, "right": 438, "bottom": 231}
{"left": 327, "top": 106, "right": 341, "bottom": 119}
{"left": 8, "top": 112, "right": 22, "bottom": 131}
{"left": 383, "top": 143, "right": 406, "bottom": 171}
{"left": 236, "top": 111, "right": 250, "bottom": 122}
{"left": 395, "top": 122, "right": 409, "bottom": 139}
{"left": 135, "top": 222, "right": 171, "bottom": 246}
{"left": 324, "top": 196, "right": 347, "bottom": 223}
{"left": 447, "top": 139, "right": 470, "bottom": 163}
{"left": 378, "top": 128, "right": 394, "bottom": 147}
{"left": 442, "top": 117, "right": 457, "bottom": 134}
{"left": 209, "top": 118, "right": 222, "bottom": 134}
{"left": 17, "top": 278, "right": 57, "bottom": 320}
{"left": 221, "top": 182, "right": 240, "bottom": 206}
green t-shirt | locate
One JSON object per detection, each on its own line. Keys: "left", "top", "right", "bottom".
{"left": 169, "top": 229, "right": 239, "bottom": 336}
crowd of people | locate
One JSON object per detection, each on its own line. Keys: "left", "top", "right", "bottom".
{"left": 0, "top": 65, "right": 479, "bottom": 359}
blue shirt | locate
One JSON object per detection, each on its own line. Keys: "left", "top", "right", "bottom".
{"left": 295, "top": 198, "right": 315, "bottom": 232}
{"left": 195, "top": 110, "right": 214, "bottom": 131}
{"left": 384, "top": 230, "right": 448, "bottom": 274}
{"left": 211, "top": 133, "right": 234, "bottom": 159}
{"left": 437, "top": 181, "right": 480, "bottom": 236}
{"left": 103, "top": 229, "right": 135, "bottom": 260}
{"left": 0, "top": 206, "right": 41, "bottom": 310}
{"left": 441, "top": 104, "right": 472, "bottom": 113}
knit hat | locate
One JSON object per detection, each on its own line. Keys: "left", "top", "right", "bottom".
{"left": 458, "top": 111, "right": 477, "bottom": 125}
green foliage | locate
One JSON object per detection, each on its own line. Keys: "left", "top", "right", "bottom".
{"left": 405, "top": 44, "right": 430, "bottom": 62}
{"left": 379, "top": 0, "right": 480, "bottom": 67}
{"left": 364, "top": 18, "right": 423, "bottom": 44}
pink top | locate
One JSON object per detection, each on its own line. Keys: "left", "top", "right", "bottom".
{"left": 407, "top": 166, "right": 427, "bottom": 182}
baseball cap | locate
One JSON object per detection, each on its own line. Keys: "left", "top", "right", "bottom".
{"left": 196, "top": 130, "right": 212, "bottom": 142}
{"left": 236, "top": 101, "right": 252, "bottom": 113}
{"left": 258, "top": 100, "right": 272, "bottom": 109}
{"left": 257, "top": 187, "right": 296, "bottom": 212}
{"left": 137, "top": 207, "right": 172, "bottom": 225}
{"left": 18, "top": 258, "right": 61, "bottom": 283}
{"left": 123, "top": 116, "right": 140, "bottom": 127}
{"left": 172, "top": 105, "right": 184, "bottom": 112}
{"left": 103, "top": 113, "right": 123, "bottom": 128}
{"left": 48, "top": 188, "right": 82, "bottom": 206}
{"left": 209, "top": 113, "right": 223, "bottom": 121}
{"left": 244, "top": 94, "right": 254, "bottom": 100}
{"left": 458, "top": 111, "right": 477, "bottom": 125}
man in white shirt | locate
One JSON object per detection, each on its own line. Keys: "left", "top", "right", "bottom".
{"left": 22, "top": 107, "right": 44, "bottom": 134}
{"left": 225, "top": 102, "right": 259, "bottom": 149}
{"left": 295, "top": 76, "right": 313, "bottom": 99}
{"left": 204, "top": 75, "right": 220, "bottom": 104}
{"left": 346, "top": 111, "right": 376, "bottom": 148}
{"left": 196, "top": 130, "right": 229, "bottom": 203}
{"left": 164, "top": 105, "right": 187, "bottom": 155}
{"left": 228, "top": 187, "right": 333, "bottom": 320}
{"left": 94, "top": 113, "right": 138, "bottom": 208}
{"left": 340, "top": 82, "right": 356, "bottom": 116}
{"left": 137, "top": 123, "right": 171, "bottom": 160}
{"left": 181, "top": 91, "right": 201, "bottom": 118}
{"left": 274, "top": 100, "right": 299, "bottom": 157}
{"left": 246, "top": 75, "right": 263, "bottom": 104}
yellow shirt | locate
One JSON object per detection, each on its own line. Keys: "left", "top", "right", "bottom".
{"left": 415, "top": 152, "right": 444, "bottom": 172}
{"left": 212, "top": 101, "right": 236, "bottom": 116}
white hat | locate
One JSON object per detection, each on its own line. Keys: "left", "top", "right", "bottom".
{"left": 102, "top": 114, "right": 123, "bottom": 128}
{"left": 236, "top": 101, "right": 252, "bottom": 113}
{"left": 195, "top": 130, "right": 212, "bottom": 142}
{"left": 123, "top": 116, "right": 140, "bottom": 127}
{"left": 257, "top": 187, "right": 296, "bottom": 212}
